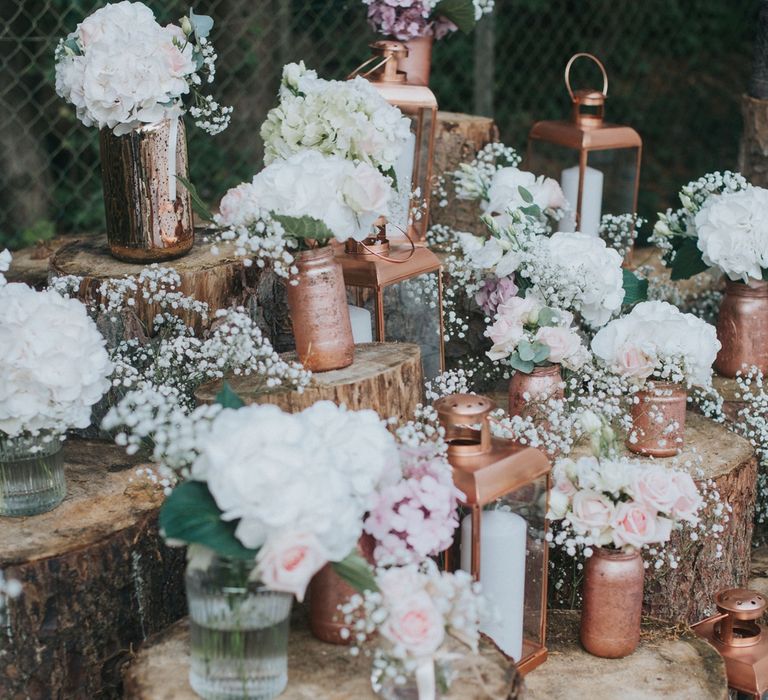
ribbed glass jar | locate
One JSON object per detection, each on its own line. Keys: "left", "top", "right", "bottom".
{"left": 186, "top": 555, "right": 293, "bottom": 700}
{"left": 0, "top": 434, "right": 65, "bottom": 516}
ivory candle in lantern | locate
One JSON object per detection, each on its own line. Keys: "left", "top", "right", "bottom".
{"left": 559, "top": 164, "right": 604, "bottom": 237}
{"left": 348, "top": 304, "right": 373, "bottom": 344}
{"left": 387, "top": 130, "right": 416, "bottom": 241}
{"left": 460, "top": 509, "right": 527, "bottom": 660}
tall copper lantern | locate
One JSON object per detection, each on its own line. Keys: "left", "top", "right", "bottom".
{"left": 350, "top": 41, "right": 437, "bottom": 244}
{"left": 526, "top": 53, "right": 642, "bottom": 241}
{"left": 336, "top": 224, "right": 445, "bottom": 380}
{"left": 434, "top": 393, "right": 551, "bottom": 674}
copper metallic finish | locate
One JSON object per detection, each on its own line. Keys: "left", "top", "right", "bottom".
{"left": 580, "top": 547, "right": 644, "bottom": 659}
{"left": 715, "top": 279, "right": 768, "bottom": 378}
{"left": 99, "top": 119, "right": 193, "bottom": 263}
{"left": 309, "top": 536, "right": 375, "bottom": 645}
{"left": 692, "top": 588, "right": 768, "bottom": 698}
{"left": 508, "top": 365, "right": 564, "bottom": 419}
{"left": 627, "top": 382, "right": 687, "bottom": 458}
{"left": 399, "top": 35, "right": 433, "bottom": 86}
{"left": 286, "top": 246, "right": 354, "bottom": 372}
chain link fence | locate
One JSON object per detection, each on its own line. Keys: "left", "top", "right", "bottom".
{"left": 0, "top": 0, "right": 758, "bottom": 248}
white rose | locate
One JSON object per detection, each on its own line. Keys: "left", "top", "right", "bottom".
{"left": 380, "top": 591, "right": 446, "bottom": 658}
{"left": 534, "top": 325, "right": 583, "bottom": 364}
{"left": 255, "top": 530, "right": 329, "bottom": 602}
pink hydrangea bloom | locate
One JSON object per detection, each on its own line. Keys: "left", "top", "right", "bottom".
{"left": 475, "top": 275, "right": 518, "bottom": 317}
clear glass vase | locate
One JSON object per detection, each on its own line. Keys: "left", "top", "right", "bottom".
{"left": 186, "top": 555, "right": 293, "bottom": 700}
{"left": 0, "top": 434, "right": 65, "bottom": 516}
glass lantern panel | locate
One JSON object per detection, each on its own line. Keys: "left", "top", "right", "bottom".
{"left": 345, "top": 285, "right": 377, "bottom": 343}
{"left": 586, "top": 147, "right": 639, "bottom": 218}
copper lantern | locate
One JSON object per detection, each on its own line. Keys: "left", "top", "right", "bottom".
{"left": 692, "top": 588, "right": 768, "bottom": 699}
{"left": 526, "top": 53, "right": 642, "bottom": 240}
{"left": 350, "top": 40, "right": 438, "bottom": 244}
{"left": 434, "top": 393, "right": 551, "bottom": 674}
{"left": 337, "top": 225, "right": 445, "bottom": 380}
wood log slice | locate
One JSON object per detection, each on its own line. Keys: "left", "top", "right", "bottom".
{"left": 5, "top": 236, "right": 79, "bottom": 289}
{"left": 566, "top": 412, "right": 757, "bottom": 624}
{"left": 195, "top": 342, "right": 423, "bottom": 423}
{"left": 47, "top": 234, "right": 290, "bottom": 342}
{"left": 524, "top": 610, "right": 727, "bottom": 700}
{"left": 712, "top": 373, "right": 746, "bottom": 423}
{"left": 0, "top": 439, "right": 186, "bottom": 699}
{"left": 122, "top": 610, "right": 523, "bottom": 700}
{"left": 431, "top": 112, "right": 499, "bottom": 238}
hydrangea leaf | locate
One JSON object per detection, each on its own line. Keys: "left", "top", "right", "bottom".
{"left": 215, "top": 381, "right": 244, "bottom": 409}
{"left": 332, "top": 552, "right": 379, "bottom": 594}
{"left": 669, "top": 237, "right": 709, "bottom": 280}
{"left": 622, "top": 269, "right": 649, "bottom": 306}
{"left": 176, "top": 175, "right": 214, "bottom": 222}
{"left": 434, "top": 0, "right": 477, "bottom": 33}
{"left": 272, "top": 214, "right": 335, "bottom": 242}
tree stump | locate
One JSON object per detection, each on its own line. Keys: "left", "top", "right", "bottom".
{"left": 712, "top": 373, "right": 746, "bottom": 423}
{"left": 196, "top": 342, "right": 423, "bottom": 424}
{"left": 4, "top": 236, "right": 78, "bottom": 289}
{"left": 524, "top": 610, "right": 727, "bottom": 700}
{"left": 568, "top": 412, "right": 757, "bottom": 624}
{"left": 48, "top": 234, "right": 290, "bottom": 341}
{"left": 0, "top": 439, "right": 186, "bottom": 699}
{"left": 122, "top": 611, "right": 523, "bottom": 700}
{"left": 431, "top": 112, "right": 499, "bottom": 237}
{"left": 739, "top": 94, "right": 768, "bottom": 188}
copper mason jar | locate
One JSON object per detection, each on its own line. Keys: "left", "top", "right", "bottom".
{"left": 286, "top": 246, "right": 355, "bottom": 372}
{"left": 627, "top": 381, "right": 687, "bottom": 458}
{"left": 715, "top": 279, "right": 768, "bottom": 378}
{"left": 99, "top": 118, "right": 194, "bottom": 262}
{"left": 308, "top": 535, "right": 374, "bottom": 644}
{"left": 398, "top": 35, "right": 433, "bottom": 86}
{"left": 508, "top": 364, "right": 564, "bottom": 419}
{"left": 580, "top": 547, "right": 644, "bottom": 658}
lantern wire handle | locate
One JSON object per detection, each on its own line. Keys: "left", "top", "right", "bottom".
{"left": 347, "top": 54, "right": 392, "bottom": 81}
{"left": 358, "top": 223, "right": 416, "bottom": 263}
{"left": 564, "top": 53, "right": 608, "bottom": 100}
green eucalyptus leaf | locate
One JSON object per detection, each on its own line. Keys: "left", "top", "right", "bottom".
{"left": 520, "top": 204, "right": 541, "bottom": 218}
{"left": 531, "top": 342, "right": 551, "bottom": 363}
{"left": 159, "top": 481, "right": 257, "bottom": 560}
{"left": 215, "top": 382, "right": 245, "bottom": 409}
{"left": 622, "top": 269, "right": 649, "bottom": 306}
{"left": 433, "top": 0, "right": 476, "bottom": 33}
{"left": 537, "top": 307, "right": 558, "bottom": 327}
{"left": 509, "top": 352, "right": 535, "bottom": 374}
{"left": 272, "top": 214, "right": 336, "bottom": 242}
{"left": 176, "top": 175, "right": 214, "bottom": 222}
{"left": 669, "top": 237, "right": 708, "bottom": 280}
{"left": 332, "top": 552, "right": 378, "bottom": 594}
{"left": 518, "top": 186, "right": 534, "bottom": 204}
{"left": 517, "top": 340, "right": 536, "bottom": 362}
{"left": 188, "top": 9, "right": 214, "bottom": 40}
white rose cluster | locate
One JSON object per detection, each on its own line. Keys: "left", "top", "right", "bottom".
{"left": 694, "top": 187, "right": 768, "bottom": 282}
{"left": 483, "top": 166, "right": 566, "bottom": 224}
{"left": 217, "top": 150, "right": 391, "bottom": 243}
{"left": 191, "top": 401, "right": 399, "bottom": 560}
{"left": 0, "top": 283, "right": 112, "bottom": 437}
{"left": 591, "top": 300, "right": 720, "bottom": 387}
{"left": 260, "top": 62, "right": 412, "bottom": 176}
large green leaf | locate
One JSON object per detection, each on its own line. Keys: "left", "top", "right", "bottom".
{"left": 669, "top": 237, "right": 709, "bottom": 280}
{"left": 215, "top": 381, "right": 245, "bottom": 409}
{"left": 159, "top": 481, "right": 257, "bottom": 560}
{"left": 434, "top": 0, "right": 476, "bottom": 33}
{"left": 176, "top": 175, "right": 214, "bottom": 223}
{"left": 622, "top": 269, "right": 649, "bottom": 306}
{"left": 332, "top": 552, "right": 378, "bottom": 593}
{"left": 509, "top": 351, "right": 534, "bottom": 374}
{"left": 272, "top": 214, "right": 336, "bottom": 242}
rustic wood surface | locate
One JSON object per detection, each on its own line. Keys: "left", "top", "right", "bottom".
{"left": 629, "top": 246, "right": 725, "bottom": 300}
{"left": 5, "top": 236, "right": 77, "bottom": 288}
{"left": 196, "top": 342, "right": 424, "bottom": 423}
{"left": 122, "top": 610, "right": 523, "bottom": 700}
{"left": 0, "top": 439, "right": 186, "bottom": 699}
{"left": 431, "top": 111, "right": 499, "bottom": 238}
{"left": 525, "top": 610, "right": 727, "bottom": 700}
{"left": 567, "top": 411, "right": 757, "bottom": 624}
{"left": 739, "top": 94, "right": 768, "bottom": 188}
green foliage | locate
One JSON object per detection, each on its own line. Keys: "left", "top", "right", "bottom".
{"left": 333, "top": 552, "right": 379, "bottom": 593}
{"left": 669, "top": 238, "right": 709, "bottom": 280}
{"left": 7, "top": 219, "right": 56, "bottom": 250}
{"left": 176, "top": 175, "right": 214, "bottom": 223}
{"left": 159, "top": 480, "right": 258, "bottom": 559}
{"left": 621, "top": 269, "right": 649, "bottom": 305}
{"left": 215, "top": 382, "right": 245, "bottom": 409}
{"left": 188, "top": 9, "right": 214, "bottom": 39}
{"left": 272, "top": 214, "right": 335, "bottom": 242}
{"left": 434, "top": 0, "right": 476, "bottom": 33}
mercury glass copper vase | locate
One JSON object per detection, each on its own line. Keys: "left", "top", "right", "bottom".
{"left": 398, "top": 35, "right": 433, "bottom": 86}
{"left": 286, "top": 246, "right": 355, "bottom": 372}
{"left": 628, "top": 381, "right": 687, "bottom": 457}
{"left": 99, "top": 118, "right": 194, "bottom": 263}
{"left": 508, "top": 364, "right": 564, "bottom": 419}
{"left": 580, "top": 547, "right": 644, "bottom": 659}
{"left": 715, "top": 279, "right": 768, "bottom": 378}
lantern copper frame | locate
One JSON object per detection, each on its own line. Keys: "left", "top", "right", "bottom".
{"left": 350, "top": 40, "right": 438, "bottom": 244}
{"left": 526, "top": 53, "right": 642, "bottom": 246}
{"left": 434, "top": 393, "right": 551, "bottom": 675}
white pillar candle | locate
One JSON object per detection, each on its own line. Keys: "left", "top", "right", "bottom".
{"left": 348, "top": 304, "right": 373, "bottom": 344}
{"left": 460, "top": 509, "right": 527, "bottom": 661}
{"left": 387, "top": 130, "right": 416, "bottom": 242}
{"left": 559, "top": 164, "right": 603, "bottom": 237}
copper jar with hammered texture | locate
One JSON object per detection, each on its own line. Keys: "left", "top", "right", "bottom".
{"left": 508, "top": 364, "right": 564, "bottom": 419}
{"left": 580, "top": 547, "right": 644, "bottom": 658}
{"left": 99, "top": 118, "right": 194, "bottom": 262}
{"left": 398, "top": 35, "right": 433, "bottom": 86}
{"left": 628, "top": 381, "right": 687, "bottom": 458}
{"left": 286, "top": 246, "right": 354, "bottom": 372}
{"left": 715, "top": 279, "right": 768, "bottom": 378}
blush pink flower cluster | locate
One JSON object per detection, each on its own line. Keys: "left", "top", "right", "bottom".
{"left": 364, "top": 0, "right": 459, "bottom": 40}
{"left": 364, "top": 444, "right": 462, "bottom": 566}
{"left": 474, "top": 275, "right": 518, "bottom": 317}
{"left": 548, "top": 455, "right": 704, "bottom": 555}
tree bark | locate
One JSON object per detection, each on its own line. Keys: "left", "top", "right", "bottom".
{"left": 196, "top": 342, "right": 423, "bottom": 424}
{"left": 0, "top": 439, "right": 186, "bottom": 699}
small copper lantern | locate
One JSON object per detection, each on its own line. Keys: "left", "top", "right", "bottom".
{"left": 350, "top": 41, "right": 438, "bottom": 244}
{"left": 526, "top": 53, "right": 642, "bottom": 239}
{"left": 434, "top": 393, "right": 551, "bottom": 674}
{"left": 692, "top": 588, "right": 768, "bottom": 698}
{"left": 336, "top": 224, "right": 445, "bottom": 380}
